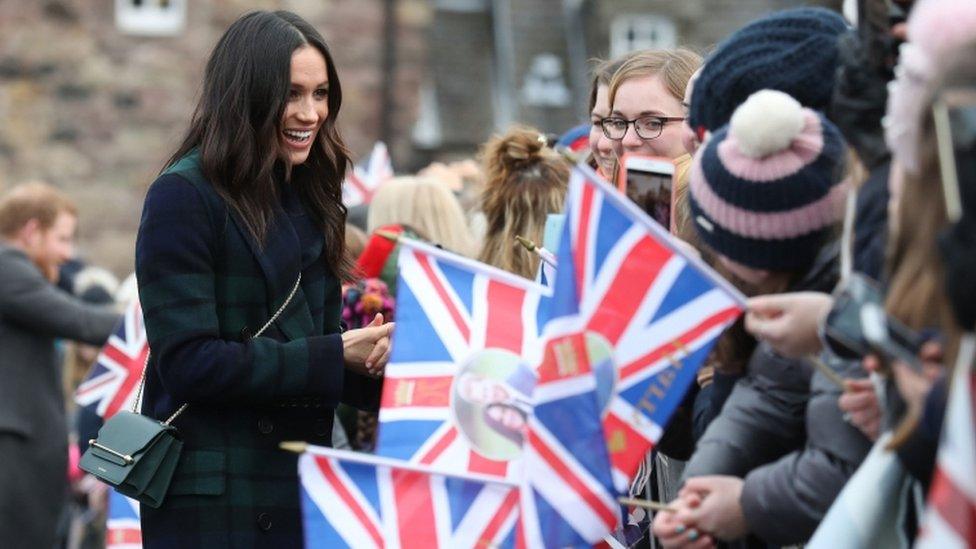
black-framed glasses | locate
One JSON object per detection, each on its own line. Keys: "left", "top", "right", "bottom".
{"left": 600, "top": 115, "right": 686, "bottom": 140}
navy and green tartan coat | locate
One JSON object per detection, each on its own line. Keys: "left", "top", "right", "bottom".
{"left": 135, "top": 151, "right": 379, "bottom": 548}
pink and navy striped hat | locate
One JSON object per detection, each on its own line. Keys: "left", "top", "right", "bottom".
{"left": 689, "top": 89, "right": 848, "bottom": 271}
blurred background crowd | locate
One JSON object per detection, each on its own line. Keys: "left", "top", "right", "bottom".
{"left": 0, "top": 0, "right": 839, "bottom": 275}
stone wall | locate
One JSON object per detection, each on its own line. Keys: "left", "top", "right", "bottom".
{"left": 0, "top": 0, "right": 429, "bottom": 276}
{"left": 0, "top": 0, "right": 843, "bottom": 278}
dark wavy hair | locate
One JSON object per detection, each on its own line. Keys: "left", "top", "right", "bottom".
{"left": 165, "top": 10, "right": 351, "bottom": 278}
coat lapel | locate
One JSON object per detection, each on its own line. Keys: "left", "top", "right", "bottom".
{"left": 164, "top": 151, "right": 318, "bottom": 341}
{"left": 226, "top": 206, "right": 315, "bottom": 341}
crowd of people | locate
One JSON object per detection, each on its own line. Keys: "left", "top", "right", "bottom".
{"left": 1, "top": 0, "right": 974, "bottom": 547}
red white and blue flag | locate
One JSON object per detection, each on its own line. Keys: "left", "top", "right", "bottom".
{"left": 75, "top": 299, "right": 148, "bottom": 419}
{"left": 550, "top": 164, "right": 745, "bottom": 491}
{"left": 555, "top": 124, "right": 591, "bottom": 155}
{"left": 298, "top": 445, "right": 520, "bottom": 548}
{"left": 106, "top": 490, "right": 142, "bottom": 549}
{"left": 343, "top": 141, "right": 395, "bottom": 207}
{"left": 375, "top": 239, "right": 548, "bottom": 481}
{"left": 520, "top": 328, "right": 621, "bottom": 546}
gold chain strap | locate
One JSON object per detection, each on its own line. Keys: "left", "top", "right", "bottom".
{"left": 131, "top": 274, "right": 303, "bottom": 425}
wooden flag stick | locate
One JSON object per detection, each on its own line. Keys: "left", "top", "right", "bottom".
{"left": 808, "top": 355, "right": 847, "bottom": 390}
{"left": 375, "top": 229, "right": 402, "bottom": 243}
{"left": 618, "top": 497, "right": 675, "bottom": 513}
{"left": 279, "top": 441, "right": 309, "bottom": 454}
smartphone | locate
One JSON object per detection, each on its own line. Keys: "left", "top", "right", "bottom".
{"left": 823, "top": 274, "right": 884, "bottom": 360}
{"left": 933, "top": 87, "right": 976, "bottom": 223}
{"left": 618, "top": 154, "right": 675, "bottom": 229}
{"left": 859, "top": 302, "right": 927, "bottom": 368}
{"left": 822, "top": 273, "right": 926, "bottom": 370}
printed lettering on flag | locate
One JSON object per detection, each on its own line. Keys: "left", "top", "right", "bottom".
{"left": 107, "top": 490, "right": 142, "bottom": 549}
{"left": 375, "top": 239, "right": 548, "bottom": 481}
{"left": 75, "top": 299, "right": 148, "bottom": 419}
{"left": 298, "top": 446, "right": 520, "bottom": 548}
{"left": 916, "top": 336, "right": 976, "bottom": 549}
{"left": 343, "top": 141, "right": 394, "bottom": 207}
{"left": 552, "top": 164, "right": 746, "bottom": 490}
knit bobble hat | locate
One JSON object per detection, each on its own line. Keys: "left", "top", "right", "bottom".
{"left": 689, "top": 7, "right": 847, "bottom": 133}
{"left": 689, "top": 90, "right": 848, "bottom": 271}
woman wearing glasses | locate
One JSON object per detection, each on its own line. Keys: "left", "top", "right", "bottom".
{"left": 597, "top": 48, "right": 703, "bottom": 545}
{"left": 603, "top": 49, "right": 702, "bottom": 194}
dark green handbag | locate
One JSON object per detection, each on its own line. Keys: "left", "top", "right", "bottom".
{"left": 80, "top": 274, "right": 301, "bottom": 508}
{"left": 80, "top": 410, "right": 183, "bottom": 508}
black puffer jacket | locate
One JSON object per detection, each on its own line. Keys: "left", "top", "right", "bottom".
{"left": 682, "top": 242, "right": 873, "bottom": 545}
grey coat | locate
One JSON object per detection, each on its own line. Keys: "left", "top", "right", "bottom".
{"left": 683, "top": 244, "right": 873, "bottom": 546}
{"left": 0, "top": 244, "right": 119, "bottom": 549}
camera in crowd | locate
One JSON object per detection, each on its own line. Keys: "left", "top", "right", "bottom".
{"left": 822, "top": 273, "right": 927, "bottom": 370}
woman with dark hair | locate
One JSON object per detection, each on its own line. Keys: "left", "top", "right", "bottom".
{"left": 135, "top": 11, "right": 392, "bottom": 547}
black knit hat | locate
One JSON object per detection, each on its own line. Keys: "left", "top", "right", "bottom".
{"left": 689, "top": 7, "right": 848, "bottom": 133}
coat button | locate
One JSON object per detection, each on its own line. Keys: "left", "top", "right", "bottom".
{"left": 257, "top": 512, "right": 272, "bottom": 531}
{"left": 257, "top": 416, "right": 274, "bottom": 434}
{"left": 314, "top": 419, "right": 329, "bottom": 437}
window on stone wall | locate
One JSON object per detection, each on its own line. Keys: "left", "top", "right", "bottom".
{"left": 115, "top": 0, "right": 186, "bottom": 37}
{"left": 609, "top": 15, "right": 677, "bottom": 57}
{"left": 434, "top": 0, "right": 490, "bottom": 12}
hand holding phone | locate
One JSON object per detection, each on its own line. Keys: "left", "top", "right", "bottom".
{"left": 822, "top": 273, "right": 927, "bottom": 371}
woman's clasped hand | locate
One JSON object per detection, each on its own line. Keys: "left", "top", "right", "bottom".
{"left": 341, "top": 313, "right": 394, "bottom": 378}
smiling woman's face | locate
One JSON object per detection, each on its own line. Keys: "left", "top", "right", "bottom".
{"left": 279, "top": 45, "right": 330, "bottom": 166}
{"left": 610, "top": 74, "right": 687, "bottom": 161}
{"left": 589, "top": 84, "right": 616, "bottom": 177}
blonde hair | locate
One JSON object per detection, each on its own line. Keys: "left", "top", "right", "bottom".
{"left": 367, "top": 176, "right": 476, "bottom": 257}
{"left": 608, "top": 48, "right": 703, "bottom": 110}
{"left": 885, "top": 75, "right": 966, "bottom": 357}
{"left": 478, "top": 126, "right": 570, "bottom": 278}
{"left": 588, "top": 54, "right": 634, "bottom": 112}
{"left": 0, "top": 181, "right": 77, "bottom": 237}
{"left": 883, "top": 42, "right": 976, "bottom": 448}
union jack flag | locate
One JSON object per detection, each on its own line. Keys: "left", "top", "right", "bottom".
{"left": 520, "top": 329, "right": 620, "bottom": 546}
{"left": 75, "top": 298, "right": 148, "bottom": 419}
{"left": 106, "top": 490, "right": 142, "bottom": 549}
{"left": 299, "top": 445, "right": 520, "bottom": 548}
{"left": 375, "top": 239, "right": 548, "bottom": 481}
{"left": 343, "top": 141, "right": 395, "bottom": 207}
{"left": 553, "top": 164, "right": 745, "bottom": 490}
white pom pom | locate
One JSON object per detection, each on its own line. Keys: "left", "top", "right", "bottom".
{"left": 729, "top": 90, "right": 805, "bottom": 158}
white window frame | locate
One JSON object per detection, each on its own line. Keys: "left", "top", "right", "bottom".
{"left": 610, "top": 14, "right": 677, "bottom": 57}
{"left": 115, "top": 0, "right": 187, "bottom": 37}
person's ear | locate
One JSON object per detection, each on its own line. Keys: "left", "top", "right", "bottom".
{"left": 16, "top": 218, "right": 42, "bottom": 246}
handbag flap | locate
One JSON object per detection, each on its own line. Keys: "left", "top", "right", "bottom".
{"left": 91, "top": 411, "right": 176, "bottom": 461}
